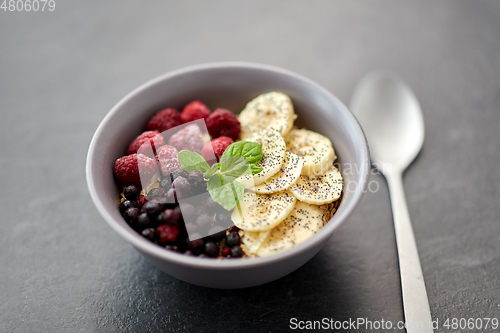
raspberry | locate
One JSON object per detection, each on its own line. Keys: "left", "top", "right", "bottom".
{"left": 156, "top": 145, "right": 182, "bottom": 177}
{"left": 205, "top": 108, "right": 241, "bottom": 140}
{"left": 201, "top": 136, "right": 234, "bottom": 162}
{"left": 146, "top": 108, "right": 182, "bottom": 132}
{"left": 168, "top": 124, "right": 204, "bottom": 154}
{"left": 113, "top": 153, "right": 157, "bottom": 188}
{"left": 156, "top": 224, "right": 179, "bottom": 244}
{"left": 180, "top": 100, "right": 210, "bottom": 124}
{"left": 135, "top": 195, "right": 149, "bottom": 210}
{"left": 126, "top": 131, "right": 165, "bottom": 155}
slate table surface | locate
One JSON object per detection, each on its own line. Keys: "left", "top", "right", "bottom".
{"left": 1, "top": 1, "right": 499, "bottom": 332}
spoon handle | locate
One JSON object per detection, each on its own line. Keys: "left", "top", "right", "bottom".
{"left": 386, "top": 173, "right": 433, "bottom": 333}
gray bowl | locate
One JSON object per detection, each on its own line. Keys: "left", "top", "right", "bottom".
{"left": 86, "top": 62, "right": 370, "bottom": 289}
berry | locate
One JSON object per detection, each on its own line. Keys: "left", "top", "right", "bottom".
{"left": 165, "top": 188, "right": 177, "bottom": 203}
{"left": 113, "top": 153, "right": 157, "bottom": 188}
{"left": 180, "top": 100, "right": 210, "bottom": 123}
{"left": 142, "top": 201, "right": 165, "bottom": 217}
{"left": 156, "top": 224, "right": 179, "bottom": 244}
{"left": 159, "top": 177, "right": 172, "bottom": 190}
{"left": 184, "top": 250, "right": 194, "bottom": 256}
{"left": 119, "top": 200, "right": 134, "bottom": 215}
{"left": 137, "top": 213, "right": 151, "bottom": 227}
{"left": 147, "top": 188, "right": 162, "bottom": 200}
{"left": 123, "top": 207, "right": 140, "bottom": 224}
{"left": 206, "top": 108, "right": 241, "bottom": 140}
{"left": 221, "top": 246, "right": 231, "bottom": 258}
{"left": 208, "top": 226, "right": 226, "bottom": 242}
{"left": 165, "top": 245, "right": 180, "bottom": 252}
{"left": 196, "top": 214, "right": 212, "bottom": 227}
{"left": 157, "top": 209, "right": 181, "bottom": 225}
{"left": 204, "top": 241, "right": 219, "bottom": 258}
{"left": 201, "top": 136, "right": 234, "bottom": 163}
{"left": 228, "top": 225, "right": 240, "bottom": 233}
{"left": 179, "top": 203, "right": 194, "bottom": 220}
{"left": 172, "top": 176, "right": 191, "bottom": 199}
{"left": 215, "top": 210, "right": 232, "bottom": 224}
{"left": 187, "top": 171, "right": 204, "bottom": 184}
{"left": 186, "top": 235, "right": 204, "bottom": 251}
{"left": 126, "top": 131, "right": 165, "bottom": 155}
{"left": 146, "top": 108, "right": 182, "bottom": 132}
{"left": 225, "top": 231, "right": 241, "bottom": 247}
{"left": 168, "top": 124, "right": 204, "bottom": 154}
{"left": 203, "top": 196, "right": 223, "bottom": 214}
{"left": 185, "top": 222, "right": 197, "bottom": 234}
{"left": 134, "top": 195, "right": 148, "bottom": 210}
{"left": 171, "top": 169, "right": 189, "bottom": 181}
{"left": 124, "top": 185, "right": 140, "bottom": 201}
{"left": 231, "top": 246, "right": 243, "bottom": 258}
{"left": 141, "top": 228, "right": 156, "bottom": 241}
{"left": 156, "top": 145, "right": 181, "bottom": 178}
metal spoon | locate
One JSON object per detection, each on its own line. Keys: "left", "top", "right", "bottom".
{"left": 350, "top": 71, "right": 433, "bottom": 333}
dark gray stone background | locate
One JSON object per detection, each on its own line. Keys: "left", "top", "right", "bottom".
{"left": 1, "top": 1, "right": 499, "bottom": 332}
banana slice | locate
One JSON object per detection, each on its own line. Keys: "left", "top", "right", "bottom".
{"left": 251, "top": 152, "right": 303, "bottom": 194}
{"left": 289, "top": 165, "right": 343, "bottom": 205}
{"left": 236, "top": 128, "right": 286, "bottom": 187}
{"left": 285, "top": 128, "right": 336, "bottom": 176}
{"left": 242, "top": 230, "right": 271, "bottom": 254}
{"left": 231, "top": 191, "right": 297, "bottom": 231}
{"left": 257, "top": 202, "right": 325, "bottom": 257}
{"left": 239, "top": 92, "right": 296, "bottom": 139}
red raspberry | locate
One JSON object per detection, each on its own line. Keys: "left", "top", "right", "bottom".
{"left": 126, "top": 131, "right": 165, "bottom": 155}
{"left": 113, "top": 153, "right": 157, "bottom": 188}
{"left": 168, "top": 124, "right": 204, "bottom": 154}
{"left": 156, "top": 224, "right": 179, "bottom": 244}
{"left": 146, "top": 108, "right": 182, "bottom": 132}
{"left": 201, "top": 136, "right": 234, "bottom": 163}
{"left": 156, "top": 145, "right": 182, "bottom": 177}
{"left": 180, "top": 100, "right": 210, "bottom": 124}
{"left": 221, "top": 246, "right": 231, "bottom": 258}
{"left": 205, "top": 108, "right": 241, "bottom": 140}
{"left": 135, "top": 195, "right": 149, "bottom": 210}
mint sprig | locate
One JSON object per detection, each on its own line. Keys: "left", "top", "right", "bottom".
{"left": 177, "top": 141, "right": 264, "bottom": 211}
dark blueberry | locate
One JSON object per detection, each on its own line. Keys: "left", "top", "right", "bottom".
{"left": 119, "top": 200, "right": 134, "bottom": 215}
{"left": 228, "top": 225, "right": 240, "bottom": 233}
{"left": 179, "top": 203, "right": 194, "bottom": 220}
{"left": 165, "top": 245, "right": 180, "bottom": 252}
{"left": 203, "top": 196, "right": 223, "bottom": 214}
{"left": 171, "top": 168, "right": 189, "bottom": 181}
{"left": 208, "top": 226, "right": 226, "bottom": 242}
{"left": 194, "top": 205, "right": 206, "bottom": 215}
{"left": 204, "top": 241, "right": 219, "bottom": 258}
{"left": 147, "top": 187, "right": 163, "bottom": 200}
{"left": 188, "top": 171, "right": 204, "bottom": 184}
{"left": 141, "top": 228, "right": 156, "bottom": 241}
{"left": 184, "top": 250, "right": 194, "bottom": 256}
{"left": 230, "top": 246, "right": 243, "bottom": 258}
{"left": 185, "top": 222, "right": 197, "bottom": 234}
{"left": 186, "top": 234, "right": 204, "bottom": 251}
{"left": 196, "top": 214, "right": 212, "bottom": 227}
{"left": 142, "top": 201, "right": 165, "bottom": 217}
{"left": 123, "top": 185, "right": 140, "bottom": 201}
{"left": 172, "top": 176, "right": 191, "bottom": 199}
{"left": 225, "top": 231, "right": 241, "bottom": 247}
{"left": 157, "top": 209, "right": 181, "bottom": 225}
{"left": 123, "top": 207, "right": 140, "bottom": 224}
{"left": 215, "top": 210, "right": 232, "bottom": 224}
{"left": 165, "top": 188, "right": 177, "bottom": 203}
{"left": 159, "top": 177, "right": 172, "bottom": 190}
{"left": 137, "top": 213, "right": 151, "bottom": 227}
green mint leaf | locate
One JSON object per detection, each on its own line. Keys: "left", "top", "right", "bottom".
{"left": 203, "top": 163, "right": 219, "bottom": 179}
{"left": 219, "top": 155, "right": 252, "bottom": 178}
{"left": 222, "top": 141, "right": 263, "bottom": 166}
{"left": 207, "top": 174, "right": 244, "bottom": 211}
{"left": 251, "top": 165, "right": 263, "bottom": 174}
{"left": 178, "top": 150, "right": 210, "bottom": 174}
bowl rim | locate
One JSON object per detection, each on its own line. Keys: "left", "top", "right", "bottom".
{"left": 86, "top": 61, "right": 370, "bottom": 270}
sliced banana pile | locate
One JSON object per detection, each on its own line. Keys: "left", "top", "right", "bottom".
{"left": 234, "top": 92, "right": 344, "bottom": 257}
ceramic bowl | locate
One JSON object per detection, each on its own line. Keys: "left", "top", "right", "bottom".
{"left": 86, "top": 62, "right": 370, "bottom": 289}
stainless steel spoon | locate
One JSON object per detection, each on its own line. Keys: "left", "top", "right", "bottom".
{"left": 350, "top": 71, "right": 433, "bottom": 333}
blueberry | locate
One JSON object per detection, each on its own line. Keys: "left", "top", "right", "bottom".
{"left": 123, "top": 207, "right": 140, "bottom": 224}
{"left": 230, "top": 246, "right": 243, "bottom": 258}
{"left": 159, "top": 177, "right": 172, "bottom": 190}
{"left": 225, "top": 231, "right": 241, "bottom": 247}
{"left": 119, "top": 200, "right": 134, "bottom": 215}
{"left": 123, "top": 185, "right": 140, "bottom": 201}
{"left": 186, "top": 234, "right": 204, "bottom": 251}
{"left": 165, "top": 245, "right": 180, "bottom": 252}
{"left": 179, "top": 203, "right": 194, "bottom": 220}
{"left": 204, "top": 241, "right": 219, "bottom": 257}
{"left": 147, "top": 187, "right": 162, "bottom": 200}
{"left": 215, "top": 210, "right": 232, "bottom": 224}
{"left": 208, "top": 226, "right": 226, "bottom": 242}
{"left": 157, "top": 209, "right": 181, "bottom": 225}
{"left": 137, "top": 213, "right": 151, "bottom": 227}
{"left": 141, "top": 228, "right": 156, "bottom": 241}
{"left": 185, "top": 222, "right": 197, "bottom": 234}
{"left": 171, "top": 169, "right": 189, "bottom": 181}
{"left": 203, "top": 197, "right": 223, "bottom": 214}
{"left": 142, "top": 201, "right": 165, "bottom": 217}
{"left": 196, "top": 214, "right": 212, "bottom": 227}
{"left": 165, "top": 188, "right": 177, "bottom": 203}
{"left": 188, "top": 171, "right": 204, "bottom": 184}
{"left": 172, "top": 176, "right": 191, "bottom": 199}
